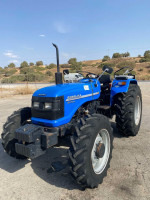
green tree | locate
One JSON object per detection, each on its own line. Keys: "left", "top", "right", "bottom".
{"left": 102, "top": 55, "right": 110, "bottom": 62}
{"left": 139, "top": 50, "right": 150, "bottom": 62}
{"left": 138, "top": 54, "right": 141, "bottom": 57}
{"left": 144, "top": 50, "right": 150, "bottom": 59}
{"left": 36, "top": 61, "right": 43, "bottom": 66}
{"left": 68, "top": 58, "right": 77, "bottom": 65}
{"left": 70, "top": 62, "right": 82, "bottom": 72}
{"left": 8, "top": 63, "right": 15, "bottom": 68}
{"left": 112, "top": 53, "right": 121, "bottom": 58}
{"left": 46, "top": 63, "right": 56, "bottom": 69}
{"left": 124, "top": 52, "right": 130, "bottom": 57}
{"left": 20, "top": 61, "right": 29, "bottom": 68}
{"left": 29, "top": 62, "right": 34, "bottom": 66}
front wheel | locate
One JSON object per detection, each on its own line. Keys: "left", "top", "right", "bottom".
{"left": 1, "top": 107, "right": 31, "bottom": 159}
{"left": 68, "top": 114, "right": 113, "bottom": 188}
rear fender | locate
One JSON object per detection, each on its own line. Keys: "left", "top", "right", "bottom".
{"left": 110, "top": 79, "right": 137, "bottom": 106}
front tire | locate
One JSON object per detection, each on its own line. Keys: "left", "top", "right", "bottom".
{"left": 115, "top": 84, "right": 142, "bottom": 136}
{"left": 69, "top": 114, "right": 113, "bottom": 188}
{"left": 1, "top": 107, "right": 31, "bottom": 159}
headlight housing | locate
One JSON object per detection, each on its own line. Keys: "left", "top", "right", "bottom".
{"left": 45, "top": 102, "right": 52, "bottom": 109}
{"left": 31, "top": 96, "right": 64, "bottom": 120}
{"left": 33, "top": 102, "right": 40, "bottom": 108}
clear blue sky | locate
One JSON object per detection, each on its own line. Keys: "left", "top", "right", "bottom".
{"left": 0, "top": 0, "right": 150, "bottom": 67}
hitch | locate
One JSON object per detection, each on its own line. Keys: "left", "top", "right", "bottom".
{"left": 15, "top": 124, "right": 58, "bottom": 159}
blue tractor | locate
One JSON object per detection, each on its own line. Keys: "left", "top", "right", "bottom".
{"left": 1, "top": 44, "right": 142, "bottom": 188}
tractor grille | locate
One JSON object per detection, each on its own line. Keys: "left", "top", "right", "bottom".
{"left": 31, "top": 96, "right": 64, "bottom": 120}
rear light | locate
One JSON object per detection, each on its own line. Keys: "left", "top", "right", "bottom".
{"left": 118, "top": 82, "right": 126, "bottom": 86}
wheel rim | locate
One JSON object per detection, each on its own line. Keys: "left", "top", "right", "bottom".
{"left": 134, "top": 96, "right": 141, "bottom": 126}
{"left": 91, "top": 129, "right": 110, "bottom": 174}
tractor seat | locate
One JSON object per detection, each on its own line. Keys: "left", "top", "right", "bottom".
{"left": 99, "top": 75, "right": 111, "bottom": 90}
{"left": 99, "top": 75, "right": 111, "bottom": 84}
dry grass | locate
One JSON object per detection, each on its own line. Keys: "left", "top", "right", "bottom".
{"left": 14, "top": 85, "right": 36, "bottom": 95}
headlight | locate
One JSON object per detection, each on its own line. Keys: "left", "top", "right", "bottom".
{"left": 33, "top": 102, "right": 39, "bottom": 108}
{"left": 45, "top": 102, "right": 52, "bottom": 109}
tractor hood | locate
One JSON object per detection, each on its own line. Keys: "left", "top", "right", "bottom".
{"left": 33, "top": 81, "right": 98, "bottom": 99}
{"left": 32, "top": 80, "right": 101, "bottom": 127}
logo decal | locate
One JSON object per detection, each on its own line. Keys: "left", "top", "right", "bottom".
{"left": 66, "top": 92, "right": 99, "bottom": 102}
{"left": 84, "top": 85, "right": 89, "bottom": 90}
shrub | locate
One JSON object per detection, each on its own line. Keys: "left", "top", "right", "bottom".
{"left": 81, "top": 63, "right": 87, "bottom": 67}
{"left": 20, "top": 67, "right": 34, "bottom": 74}
{"left": 46, "top": 63, "right": 56, "bottom": 69}
{"left": 121, "top": 52, "right": 130, "bottom": 57}
{"left": 102, "top": 55, "right": 110, "bottom": 62}
{"left": 139, "top": 58, "right": 147, "bottom": 63}
{"left": 144, "top": 50, "right": 150, "bottom": 59}
{"left": 139, "top": 50, "right": 150, "bottom": 62}
{"left": 60, "top": 64, "right": 71, "bottom": 68}
{"left": 35, "top": 66, "right": 45, "bottom": 72}
{"left": 116, "top": 61, "right": 135, "bottom": 69}
{"left": 4, "top": 68, "right": 17, "bottom": 77}
{"left": 70, "top": 62, "right": 82, "bottom": 72}
{"left": 25, "top": 73, "right": 46, "bottom": 82}
{"left": 8, "top": 63, "right": 15, "bottom": 68}
{"left": 98, "top": 62, "right": 115, "bottom": 69}
{"left": 29, "top": 62, "right": 34, "bottom": 66}
{"left": 2, "top": 75, "right": 25, "bottom": 83}
{"left": 46, "top": 70, "right": 52, "bottom": 76}
{"left": 68, "top": 58, "right": 77, "bottom": 65}
{"left": 112, "top": 53, "right": 121, "bottom": 58}
{"left": 20, "top": 61, "right": 29, "bottom": 68}
{"left": 36, "top": 61, "right": 43, "bottom": 66}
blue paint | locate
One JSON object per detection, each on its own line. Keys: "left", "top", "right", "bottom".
{"left": 110, "top": 79, "right": 137, "bottom": 105}
{"left": 31, "top": 76, "right": 138, "bottom": 127}
{"left": 31, "top": 79, "right": 100, "bottom": 127}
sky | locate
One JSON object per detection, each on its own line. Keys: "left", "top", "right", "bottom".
{"left": 0, "top": 0, "right": 150, "bottom": 67}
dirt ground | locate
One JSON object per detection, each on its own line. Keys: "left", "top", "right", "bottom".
{"left": 0, "top": 82, "right": 150, "bottom": 200}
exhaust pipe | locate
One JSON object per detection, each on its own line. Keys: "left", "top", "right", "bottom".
{"left": 52, "top": 43, "right": 63, "bottom": 85}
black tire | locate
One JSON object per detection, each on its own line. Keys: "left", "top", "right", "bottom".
{"left": 115, "top": 84, "right": 142, "bottom": 136}
{"left": 1, "top": 107, "right": 31, "bottom": 159}
{"left": 68, "top": 114, "right": 113, "bottom": 188}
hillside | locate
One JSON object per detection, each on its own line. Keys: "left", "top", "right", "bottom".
{"left": 0, "top": 57, "right": 150, "bottom": 83}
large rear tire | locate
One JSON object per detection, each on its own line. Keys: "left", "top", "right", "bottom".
{"left": 115, "top": 84, "right": 142, "bottom": 136}
{"left": 68, "top": 114, "right": 113, "bottom": 188}
{"left": 1, "top": 107, "right": 31, "bottom": 159}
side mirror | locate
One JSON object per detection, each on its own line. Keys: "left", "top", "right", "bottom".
{"left": 102, "top": 65, "right": 113, "bottom": 74}
{"left": 63, "top": 69, "right": 69, "bottom": 75}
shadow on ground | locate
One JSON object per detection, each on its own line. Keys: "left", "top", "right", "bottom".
{"left": 0, "top": 122, "right": 125, "bottom": 190}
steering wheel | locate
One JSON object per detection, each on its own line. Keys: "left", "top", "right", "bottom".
{"left": 77, "top": 71, "right": 98, "bottom": 78}
{"left": 114, "top": 66, "right": 133, "bottom": 76}
{"left": 86, "top": 73, "right": 98, "bottom": 78}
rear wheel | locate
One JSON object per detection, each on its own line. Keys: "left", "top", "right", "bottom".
{"left": 1, "top": 107, "right": 31, "bottom": 159}
{"left": 69, "top": 114, "right": 113, "bottom": 188}
{"left": 115, "top": 84, "right": 142, "bottom": 136}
